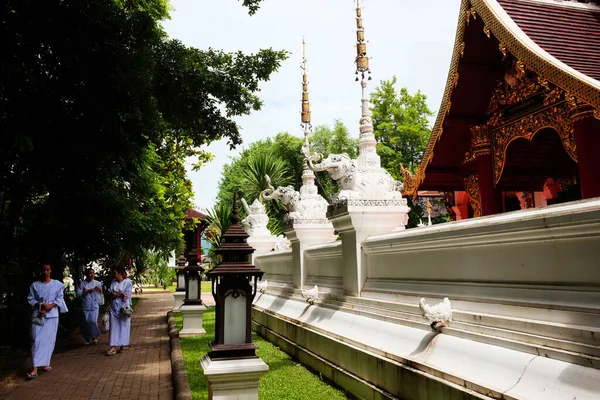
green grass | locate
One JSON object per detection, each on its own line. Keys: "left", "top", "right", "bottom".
{"left": 164, "top": 282, "right": 211, "bottom": 294}
{"left": 174, "top": 309, "right": 348, "bottom": 400}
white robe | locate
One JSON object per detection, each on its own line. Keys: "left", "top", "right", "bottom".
{"left": 27, "top": 280, "right": 68, "bottom": 367}
{"left": 109, "top": 278, "right": 133, "bottom": 347}
{"left": 77, "top": 279, "right": 102, "bottom": 340}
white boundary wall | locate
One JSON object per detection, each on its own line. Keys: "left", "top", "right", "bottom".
{"left": 253, "top": 199, "right": 600, "bottom": 399}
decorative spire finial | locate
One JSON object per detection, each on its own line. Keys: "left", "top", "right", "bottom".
{"left": 355, "top": 0, "right": 371, "bottom": 81}
{"left": 231, "top": 191, "right": 241, "bottom": 224}
{"left": 300, "top": 37, "right": 312, "bottom": 157}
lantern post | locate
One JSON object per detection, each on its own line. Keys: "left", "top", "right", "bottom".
{"left": 179, "top": 244, "right": 207, "bottom": 337}
{"left": 200, "top": 193, "right": 268, "bottom": 399}
{"left": 172, "top": 255, "right": 187, "bottom": 311}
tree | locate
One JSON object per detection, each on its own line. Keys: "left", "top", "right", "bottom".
{"left": 370, "top": 76, "right": 434, "bottom": 178}
{"left": 0, "top": 0, "right": 287, "bottom": 348}
{"left": 370, "top": 77, "right": 449, "bottom": 227}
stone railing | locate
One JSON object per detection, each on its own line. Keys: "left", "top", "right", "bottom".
{"left": 252, "top": 198, "right": 600, "bottom": 399}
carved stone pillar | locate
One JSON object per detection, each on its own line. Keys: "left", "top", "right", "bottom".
{"left": 471, "top": 126, "right": 503, "bottom": 216}
{"left": 574, "top": 115, "right": 600, "bottom": 199}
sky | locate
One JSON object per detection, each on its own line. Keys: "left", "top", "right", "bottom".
{"left": 162, "top": 0, "right": 462, "bottom": 211}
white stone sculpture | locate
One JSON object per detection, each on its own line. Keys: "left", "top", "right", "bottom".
{"left": 301, "top": 285, "right": 319, "bottom": 304}
{"left": 240, "top": 198, "right": 271, "bottom": 238}
{"left": 261, "top": 176, "right": 303, "bottom": 221}
{"left": 303, "top": 76, "right": 407, "bottom": 206}
{"left": 273, "top": 235, "right": 291, "bottom": 251}
{"left": 240, "top": 197, "right": 280, "bottom": 257}
{"left": 304, "top": 149, "right": 404, "bottom": 203}
{"left": 257, "top": 280, "right": 268, "bottom": 293}
{"left": 419, "top": 297, "right": 452, "bottom": 331}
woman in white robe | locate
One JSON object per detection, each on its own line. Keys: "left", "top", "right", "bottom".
{"left": 26, "top": 264, "right": 68, "bottom": 379}
{"left": 77, "top": 268, "right": 102, "bottom": 344}
{"left": 106, "top": 265, "right": 133, "bottom": 356}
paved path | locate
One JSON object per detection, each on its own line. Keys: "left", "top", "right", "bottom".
{"left": 0, "top": 292, "right": 175, "bottom": 400}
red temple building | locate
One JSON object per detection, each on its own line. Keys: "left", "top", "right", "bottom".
{"left": 403, "top": 0, "right": 600, "bottom": 220}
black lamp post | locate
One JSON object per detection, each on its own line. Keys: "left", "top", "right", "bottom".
{"left": 207, "top": 194, "right": 264, "bottom": 360}
{"left": 176, "top": 255, "right": 186, "bottom": 292}
{"left": 183, "top": 245, "right": 204, "bottom": 305}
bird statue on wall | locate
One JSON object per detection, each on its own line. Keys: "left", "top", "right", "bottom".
{"left": 419, "top": 297, "right": 452, "bottom": 331}
{"left": 301, "top": 285, "right": 319, "bottom": 304}
{"left": 257, "top": 280, "right": 268, "bottom": 293}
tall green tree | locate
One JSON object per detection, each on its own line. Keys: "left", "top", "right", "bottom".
{"left": 0, "top": 0, "right": 286, "bottom": 347}
{"left": 370, "top": 76, "right": 434, "bottom": 178}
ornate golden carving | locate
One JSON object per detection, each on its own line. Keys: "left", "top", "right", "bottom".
{"left": 411, "top": 0, "right": 600, "bottom": 198}
{"left": 400, "top": 164, "right": 420, "bottom": 199}
{"left": 492, "top": 101, "right": 577, "bottom": 183}
{"left": 488, "top": 73, "right": 552, "bottom": 117}
{"left": 354, "top": 0, "right": 370, "bottom": 79}
{"left": 595, "top": 108, "right": 600, "bottom": 120}
{"left": 463, "top": 175, "right": 481, "bottom": 217}
{"left": 460, "top": 42, "right": 465, "bottom": 58}
{"left": 471, "top": 0, "right": 600, "bottom": 108}
{"left": 499, "top": 43, "right": 507, "bottom": 60}
{"left": 301, "top": 38, "right": 311, "bottom": 125}
{"left": 453, "top": 71, "right": 460, "bottom": 88}
{"left": 470, "top": 125, "right": 491, "bottom": 156}
{"left": 483, "top": 24, "right": 491, "bottom": 39}
{"left": 466, "top": 7, "right": 477, "bottom": 25}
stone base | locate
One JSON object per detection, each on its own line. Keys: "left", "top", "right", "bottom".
{"left": 173, "top": 291, "right": 185, "bottom": 311}
{"left": 200, "top": 355, "right": 269, "bottom": 400}
{"left": 179, "top": 304, "right": 207, "bottom": 337}
{"left": 247, "top": 236, "right": 279, "bottom": 257}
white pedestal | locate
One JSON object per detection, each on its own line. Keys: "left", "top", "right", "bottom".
{"left": 200, "top": 355, "right": 269, "bottom": 400}
{"left": 179, "top": 303, "right": 207, "bottom": 337}
{"left": 247, "top": 236, "right": 278, "bottom": 262}
{"left": 328, "top": 200, "right": 410, "bottom": 296}
{"left": 173, "top": 291, "right": 185, "bottom": 311}
{"left": 284, "top": 220, "right": 337, "bottom": 289}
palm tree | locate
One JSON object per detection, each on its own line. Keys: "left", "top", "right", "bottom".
{"left": 203, "top": 201, "right": 234, "bottom": 269}
{"left": 239, "top": 151, "right": 291, "bottom": 202}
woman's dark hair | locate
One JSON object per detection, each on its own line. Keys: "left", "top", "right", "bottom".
{"left": 113, "top": 264, "right": 127, "bottom": 277}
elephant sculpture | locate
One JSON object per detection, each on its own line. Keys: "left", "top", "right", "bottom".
{"left": 304, "top": 151, "right": 403, "bottom": 201}
{"left": 261, "top": 175, "right": 303, "bottom": 220}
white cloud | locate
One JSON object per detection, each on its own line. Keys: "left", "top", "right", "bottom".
{"left": 163, "top": 0, "right": 461, "bottom": 209}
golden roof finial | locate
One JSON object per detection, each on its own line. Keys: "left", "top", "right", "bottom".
{"left": 355, "top": 0, "right": 371, "bottom": 81}
{"left": 301, "top": 37, "right": 311, "bottom": 126}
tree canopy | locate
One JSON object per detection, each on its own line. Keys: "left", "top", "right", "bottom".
{"left": 0, "top": 0, "right": 286, "bottom": 347}
{"left": 370, "top": 76, "right": 434, "bottom": 178}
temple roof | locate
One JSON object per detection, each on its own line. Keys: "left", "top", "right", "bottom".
{"left": 498, "top": 0, "right": 600, "bottom": 81}
{"left": 404, "top": 0, "right": 600, "bottom": 196}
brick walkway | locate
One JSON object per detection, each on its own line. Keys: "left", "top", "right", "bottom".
{"left": 0, "top": 292, "right": 175, "bottom": 400}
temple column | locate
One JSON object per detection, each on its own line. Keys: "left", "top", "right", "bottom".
{"left": 574, "top": 116, "right": 600, "bottom": 199}
{"left": 471, "top": 126, "right": 503, "bottom": 216}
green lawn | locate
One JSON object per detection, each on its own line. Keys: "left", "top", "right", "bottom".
{"left": 174, "top": 310, "right": 348, "bottom": 400}
{"left": 164, "top": 281, "right": 211, "bottom": 294}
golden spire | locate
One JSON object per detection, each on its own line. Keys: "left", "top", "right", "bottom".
{"left": 355, "top": 0, "right": 371, "bottom": 81}
{"left": 301, "top": 37, "right": 311, "bottom": 126}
